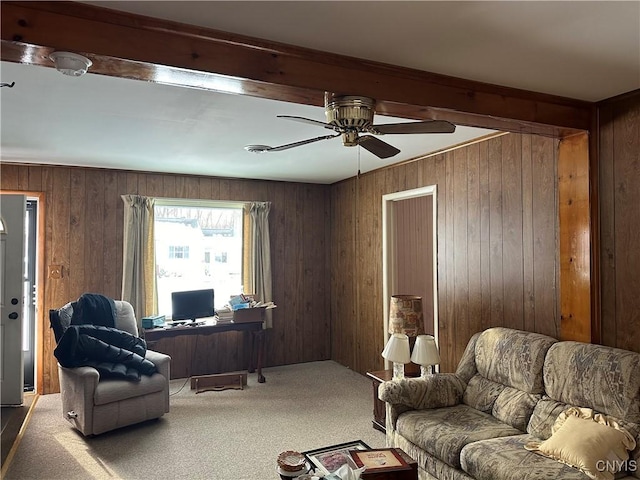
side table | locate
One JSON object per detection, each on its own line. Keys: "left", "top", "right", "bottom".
{"left": 366, "top": 370, "right": 393, "bottom": 433}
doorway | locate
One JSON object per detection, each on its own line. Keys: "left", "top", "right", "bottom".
{"left": 0, "top": 192, "right": 42, "bottom": 397}
{"left": 382, "top": 185, "right": 438, "bottom": 345}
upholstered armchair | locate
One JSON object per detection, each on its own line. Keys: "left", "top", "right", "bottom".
{"left": 54, "top": 300, "right": 170, "bottom": 436}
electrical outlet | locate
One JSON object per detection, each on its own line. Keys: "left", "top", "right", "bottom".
{"left": 49, "top": 264, "right": 63, "bottom": 279}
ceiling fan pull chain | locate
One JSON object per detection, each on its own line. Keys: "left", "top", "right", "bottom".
{"left": 357, "top": 145, "right": 361, "bottom": 178}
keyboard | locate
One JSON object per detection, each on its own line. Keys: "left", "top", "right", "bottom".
{"left": 165, "top": 320, "right": 190, "bottom": 327}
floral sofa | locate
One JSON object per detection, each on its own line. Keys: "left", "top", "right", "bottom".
{"left": 379, "top": 327, "right": 640, "bottom": 480}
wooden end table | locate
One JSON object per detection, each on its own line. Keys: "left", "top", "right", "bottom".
{"left": 366, "top": 370, "right": 393, "bottom": 433}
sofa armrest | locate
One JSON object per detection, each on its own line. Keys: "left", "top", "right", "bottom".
{"left": 379, "top": 374, "right": 466, "bottom": 432}
{"left": 145, "top": 349, "right": 170, "bottom": 380}
{"left": 379, "top": 373, "right": 466, "bottom": 410}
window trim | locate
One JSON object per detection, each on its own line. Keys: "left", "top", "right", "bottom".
{"left": 154, "top": 197, "right": 245, "bottom": 210}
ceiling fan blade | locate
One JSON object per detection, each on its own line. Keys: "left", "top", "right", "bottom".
{"left": 277, "top": 115, "right": 334, "bottom": 130}
{"left": 357, "top": 135, "right": 400, "bottom": 159}
{"left": 372, "top": 120, "right": 456, "bottom": 135}
{"left": 244, "top": 133, "right": 340, "bottom": 153}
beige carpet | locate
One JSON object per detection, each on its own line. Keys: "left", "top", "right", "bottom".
{"left": 4, "top": 361, "right": 385, "bottom": 479}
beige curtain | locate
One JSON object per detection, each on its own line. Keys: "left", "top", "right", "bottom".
{"left": 247, "top": 202, "right": 273, "bottom": 328}
{"left": 121, "top": 195, "right": 156, "bottom": 332}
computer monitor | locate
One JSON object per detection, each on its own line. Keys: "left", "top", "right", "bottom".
{"left": 171, "top": 289, "right": 215, "bottom": 322}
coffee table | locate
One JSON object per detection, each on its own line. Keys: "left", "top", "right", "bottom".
{"left": 294, "top": 441, "right": 417, "bottom": 480}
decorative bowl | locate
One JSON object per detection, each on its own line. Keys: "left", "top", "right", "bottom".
{"left": 277, "top": 450, "right": 307, "bottom": 472}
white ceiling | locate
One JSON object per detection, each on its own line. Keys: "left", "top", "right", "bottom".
{"left": 1, "top": 1, "right": 639, "bottom": 184}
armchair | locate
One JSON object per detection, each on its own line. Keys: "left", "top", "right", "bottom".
{"left": 54, "top": 300, "right": 170, "bottom": 436}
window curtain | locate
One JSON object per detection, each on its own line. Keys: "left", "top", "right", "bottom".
{"left": 121, "top": 194, "right": 156, "bottom": 332}
{"left": 247, "top": 202, "right": 273, "bottom": 328}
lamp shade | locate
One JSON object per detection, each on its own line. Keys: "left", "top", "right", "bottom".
{"left": 381, "top": 333, "right": 411, "bottom": 364}
{"left": 411, "top": 334, "right": 440, "bottom": 366}
{"left": 388, "top": 295, "right": 423, "bottom": 336}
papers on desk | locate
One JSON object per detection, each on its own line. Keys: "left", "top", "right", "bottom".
{"left": 215, "top": 307, "right": 234, "bottom": 324}
{"left": 215, "top": 299, "right": 277, "bottom": 325}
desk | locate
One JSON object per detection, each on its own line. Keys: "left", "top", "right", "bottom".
{"left": 144, "top": 319, "right": 266, "bottom": 383}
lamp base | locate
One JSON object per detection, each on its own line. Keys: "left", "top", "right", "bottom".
{"left": 420, "top": 365, "right": 434, "bottom": 378}
{"left": 392, "top": 363, "right": 405, "bottom": 380}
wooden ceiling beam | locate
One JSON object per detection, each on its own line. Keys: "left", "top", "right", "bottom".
{"left": 1, "top": 1, "right": 592, "bottom": 136}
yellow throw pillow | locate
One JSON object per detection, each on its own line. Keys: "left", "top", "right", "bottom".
{"left": 525, "top": 407, "right": 636, "bottom": 480}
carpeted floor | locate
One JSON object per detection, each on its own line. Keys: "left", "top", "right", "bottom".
{"left": 3, "top": 361, "right": 385, "bottom": 479}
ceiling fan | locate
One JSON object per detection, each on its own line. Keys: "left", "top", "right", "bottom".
{"left": 244, "top": 94, "right": 456, "bottom": 159}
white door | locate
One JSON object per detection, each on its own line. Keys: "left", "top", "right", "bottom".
{"left": 1, "top": 194, "right": 26, "bottom": 406}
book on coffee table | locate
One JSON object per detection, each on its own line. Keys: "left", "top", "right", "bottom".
{"left": 303, "top": 440, "right": 370, "bottom": 475}
{"left": 349, "top": 448, "right": 411, "bottom": 473}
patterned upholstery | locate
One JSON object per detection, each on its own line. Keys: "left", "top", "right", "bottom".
{"left": 543, "top": 342, "right": 640, "bottom": 479}
{"left": 544, "top": 342, "right": 640, "bottom": 424}
{"left": 455, "top": 332, "right": 480, "bottom": 384}
{"left": 463, "top": 328, "right": 556, "bottom": 430}
{"left": 474, "top": 327, "right": 557, "bottom": 394}
{"left": 396, "top": 404, "right": 521, "bottom": 468}
{"left": 460, "top": 434, "right": 592, "bottom": 480}
{"left": 394, "top": 435, "right": 475, "bottom": 480}
{"left": 492, "top": 387, "right": 541, "bottom": 432}
{"left": 462, "top": 375, "right": 504, "bottom": 413}
{"left": 381, "top": 328, "right": 640, "bottom": 480}
{"left": 527, "top": 396, "right": 569, "bottom": 440}
{"left": 379, "top": 374, "right": 466, "bottom": 412}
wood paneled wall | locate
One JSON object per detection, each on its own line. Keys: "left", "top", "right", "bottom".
{"left": 599, "top": 91, "right": 640, "bottom": 353}
{"left": 330, "top": 133, "right": 561, "bottom": 374}
{"left": 0, "top": 165, "right": 331, "bottom": 394}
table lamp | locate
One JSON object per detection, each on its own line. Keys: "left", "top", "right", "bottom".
{"left": 388, "top": 295, "right": 423, "bottom": 376}
{"left": 381, "top": 333, "right": 411, "bottom": 380}
{"left": 411, "top": 334, "right": 440, "bottom": 378}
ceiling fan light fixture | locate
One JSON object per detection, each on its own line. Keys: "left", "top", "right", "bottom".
{"left": 244, "top": 144, "right": 271, "bottom": 153}
{"left": 49, "top": 51, "right": 92, "bottom": 77}
{"left": 246, "top": 93, "right": 456, "bottom": 159}
{"left": 325, "top": 95, "right": 375, "bottom": 129}
{"left": 342, "top": 131, "right": 359, "bottom": 147}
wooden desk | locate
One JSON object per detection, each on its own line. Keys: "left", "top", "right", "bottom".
{"left": 144, "top": 319, "right": 266, "bottom": 382}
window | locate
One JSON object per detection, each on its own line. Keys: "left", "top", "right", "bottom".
{"left": 154, "top": 201, "right": 244, "bottom": 316}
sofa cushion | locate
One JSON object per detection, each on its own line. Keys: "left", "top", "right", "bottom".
{"left": 527, "top": 396, "right": 570, "bottom": 439}
{"left": 463, "top": 374, "right": 505, "bottom": 413}
{"left": 94, "top": 372, "right": 167, "bottom": 405}
{"left": 492, "top": 387, "right": 541, "bottom": 432}
{"left": 544, "top": 342, "right": 640, "bottom": 424}
{"left": 395, "top": 434, "right": 475, "bottom": 480}
{"left": 460, "top": 434, "right": 592, "bottom": 480}
{"left": 455, "top": 332, "right": 481, "bottom": 385}
{"left": 396, "top": 404, "right": 521, "bottom": 469}
{"left": 474, "top": 327, "right": 557, "bottom": 394}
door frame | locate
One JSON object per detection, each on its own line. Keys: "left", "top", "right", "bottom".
{"left": 1, "top": 190, "right": 45, "bottom": 394}
{"left": 382, "top": 185, "right": 439, "bottom": 355}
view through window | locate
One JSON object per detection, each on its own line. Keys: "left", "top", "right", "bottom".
{"left": 154, "top": 203, "right": 244, "bottom": 316}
